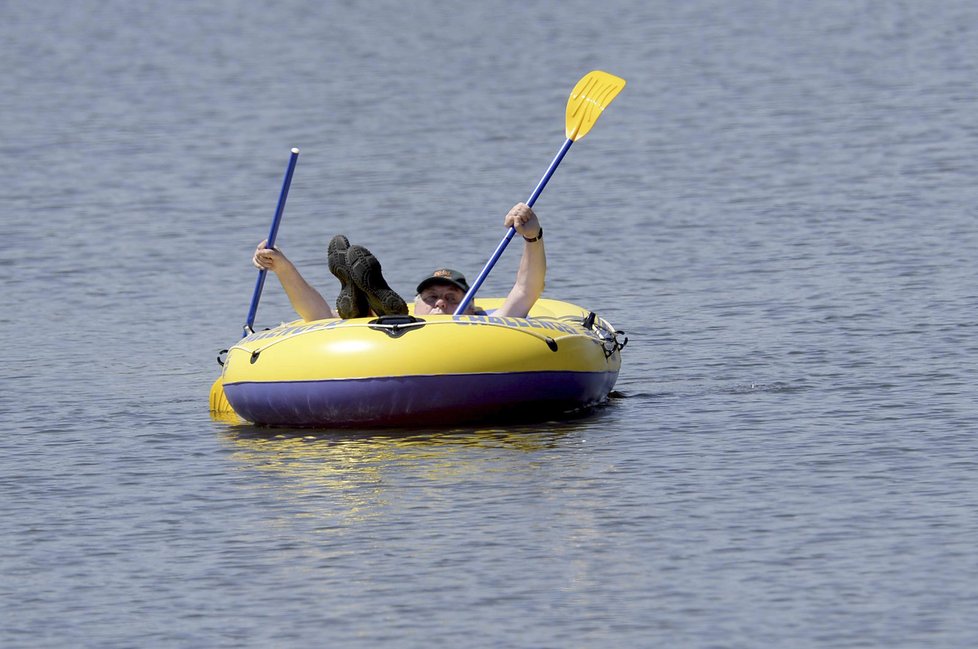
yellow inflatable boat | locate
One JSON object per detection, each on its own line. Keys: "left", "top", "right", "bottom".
{"left": 214, "top": 298, "right": 626, "bottom": 427}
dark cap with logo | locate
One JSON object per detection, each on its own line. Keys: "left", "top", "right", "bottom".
{"left": 416, "top": 268, "right": 470, "bottom": 294}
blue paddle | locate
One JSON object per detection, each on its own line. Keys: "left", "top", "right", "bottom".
{"left": 453, "top": 71, "right": 625, "bottom": 316}
{"left": 243, "top": 147, "right": 300, "bottom": 337}
{"left": 211, "top": 148, "right": 300, "bottom": 415}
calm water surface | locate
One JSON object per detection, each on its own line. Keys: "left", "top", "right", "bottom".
{"left": 2, "top": 1, "right": 977, "bottom": 647}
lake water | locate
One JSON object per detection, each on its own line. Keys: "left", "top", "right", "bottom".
{"left": 2, "top": 1, "right": 977, "bottom": 647}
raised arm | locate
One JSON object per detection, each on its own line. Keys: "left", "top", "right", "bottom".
{"left": 253, "top": 240, "right": 335, "bottom": 322}
{"left": 494, "top": 203, "right": 546, "bottom": 318}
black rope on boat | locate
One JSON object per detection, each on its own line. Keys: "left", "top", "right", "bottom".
{"left": 224, "top": 315, "right": 576, "bottom": 361}
{"left": 216, "top": 349, "right": 228, "bottom": 367}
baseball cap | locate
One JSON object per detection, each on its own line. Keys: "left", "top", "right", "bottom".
{"left": 416, "top": 268, "right": 470, "bottom": 294}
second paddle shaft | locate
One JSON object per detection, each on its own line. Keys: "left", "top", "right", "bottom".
{"left": 453, "top": 138, "right": 572, "bottom": 316}
{"left": 244, "top": 147, "right": 300, "bottom": 337}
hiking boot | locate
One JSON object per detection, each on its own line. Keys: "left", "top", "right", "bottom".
{"left": 328, "top": 235, "right": 370, "bottom": 319}
{"left": 346, "top": 244, "right": 408, "bottom": 316}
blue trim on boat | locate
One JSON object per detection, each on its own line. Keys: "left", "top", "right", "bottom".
{"left": 225, "top": 370, "right": 619, "bottom": 427}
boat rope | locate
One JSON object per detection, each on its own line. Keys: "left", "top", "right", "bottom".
{"left": 226, "top": 318, "right": 569, "bottom": 360}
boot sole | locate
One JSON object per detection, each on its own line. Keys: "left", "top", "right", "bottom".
{"left": 328, "top": 235, "right": 369, "bottom": 319}
{"left": 346, "top": 245, "right": 407, "bottom": 316}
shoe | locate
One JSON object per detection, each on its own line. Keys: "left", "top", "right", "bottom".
{"left": 346, "top": 244, "right": 407, "bottom": 316}
{"left": 328, "top": 235, "right": 369, "bottom": 319}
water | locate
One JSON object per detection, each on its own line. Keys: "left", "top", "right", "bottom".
{"left": 2, "top": 0, "right": 977, "bottom": 646}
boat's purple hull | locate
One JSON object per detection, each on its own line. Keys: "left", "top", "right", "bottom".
{"left": 225, "top": 369, "right": 619, "bottom": 427}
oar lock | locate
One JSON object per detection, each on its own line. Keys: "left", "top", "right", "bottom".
{"left": 581, "top": 311, "right": 627, "bottom": 359}
{"left": 582, "top": 312, "right": 596, "bottom": 330}
{"left": 218, "top": 325, "right": 273, "bottom": 366}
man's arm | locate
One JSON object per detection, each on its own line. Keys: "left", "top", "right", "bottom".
{"left": 253, "top": 241, "right": 335, "bottom": 321}
{"left": 495, "top": 204, "right": 546, "bottom": 318}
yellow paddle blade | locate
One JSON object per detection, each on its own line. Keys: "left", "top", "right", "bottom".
{"left": 565, "top": 70, "right": 626, "bottom": 141}
{"left": 209, "top": 376, "right": 237, "bottom": 415}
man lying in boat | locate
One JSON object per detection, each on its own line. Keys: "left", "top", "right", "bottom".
{"left": 252, "top": 202, "right": 546, "bottom": 320}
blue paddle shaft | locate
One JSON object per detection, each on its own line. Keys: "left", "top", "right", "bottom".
{"left": 243, "top": 148, "right": 300, "bottom": 337}
{"left": 453, "top": 137, "right": 573, "bottom": 316}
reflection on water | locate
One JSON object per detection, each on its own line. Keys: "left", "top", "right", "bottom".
{"left": 217, "top": 410, "right": 610, "bottom": 524}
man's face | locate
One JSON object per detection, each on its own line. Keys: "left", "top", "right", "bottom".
{"left": 414, "top": 283, "right": 471, "bottom": 315}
